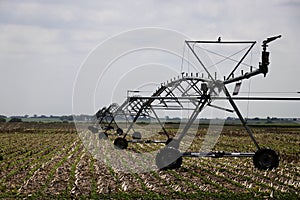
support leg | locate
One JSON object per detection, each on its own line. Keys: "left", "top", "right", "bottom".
{"left": 223, "top": 86, "right": 261, "bottom": 150}
{"left": 150, "top": 106, "right": 170, "bottom": 139}
{"left": 177, "top": 95, "right": 209, "bottom": 143}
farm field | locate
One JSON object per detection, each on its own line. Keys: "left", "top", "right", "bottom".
{"left": 0, "top": 122, "right": 299, "bottom": 199}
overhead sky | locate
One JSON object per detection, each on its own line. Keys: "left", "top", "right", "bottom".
{"left": 0, "top": 0, "right": 299, "bottom": 117}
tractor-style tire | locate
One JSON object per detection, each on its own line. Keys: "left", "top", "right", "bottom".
{"left": 116, "top": 128, "right": 123, "bottom": 135}
{"left": 165, "top": 138, "right": 180, "bottom": 149}
{"left": 99, "top": 132, "right": 108, "bottom": 140}
{"left": 253, "top": 148, "right": 279, "bottom": 170}
{"left": 156, "top": 147, "right": 182, "bottom": 170}
{"left": 114, "top": 137, "right": 128, "bottom": 150}
{"left": 88, "top": 126, "right": 98, "bottom": 133}
{"left": 132, "top": 132, "right": 142, "bottom": 140}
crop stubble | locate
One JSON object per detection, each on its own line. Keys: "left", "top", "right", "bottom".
{"left": 0, "top": 122, "right": 299, "bottom": 199}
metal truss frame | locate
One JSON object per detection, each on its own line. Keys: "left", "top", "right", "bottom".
{"left": 91, "top": 35, "right": 299, "bottom": 170}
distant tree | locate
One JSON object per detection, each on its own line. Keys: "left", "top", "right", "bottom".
{"left": 266, "top": 116, "right": 272, "bottom": 124}
{"left": 0, "top": 115, "right": 6, "bottom": 119}
{"left": 9, "top": 118, "right": 22, "bottom": 122}
{"left": 0, "top": 118, "right": 6, "bottom": 122}
{"left": 60, "top": 115, "right": 74, "bottom": 121}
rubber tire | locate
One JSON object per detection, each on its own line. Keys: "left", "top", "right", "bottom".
{"left": 114, "top": 137, "right": 128, "bottom": 149}
{"left": 253, "top": 148, "right": 279, "bottom": 170}
{"left": 132, "top": 132, "right": 142, "bottom": 139}
{"left": 165, "top": 138, "right": 180, "bottom": 149}
{"left": 99, "top": 132, "right": 108, "bottom": 140}
{"left": 156, "top": 147, "right": 182, "bottom": 170}
{"left": 116, "top": 128, "right": 123, "bottom": 135}
{"left": 88, "top": 126, "right": 98, "bottom": 133}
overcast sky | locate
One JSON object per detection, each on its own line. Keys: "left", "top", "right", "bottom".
{"left": 0, "top": 0, "right": 299, "bottom": 117}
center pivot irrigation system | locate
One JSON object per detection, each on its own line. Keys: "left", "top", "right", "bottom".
{"left": 89, "top": 35, "right": 300, "bottom": 170}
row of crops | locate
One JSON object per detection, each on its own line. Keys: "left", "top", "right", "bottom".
{"left": 0, "top": 122, "right": 299, "bottom": 199}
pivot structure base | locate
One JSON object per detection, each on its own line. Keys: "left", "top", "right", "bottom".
{"left": 156, "top": 148, "right": 279, "bottom": 171}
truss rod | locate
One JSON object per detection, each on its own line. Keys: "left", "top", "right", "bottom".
{"left": 185, "top": 41, "right": 215, "bottom": 81}
{"left": 130, "top": 96, "right": 300, "bottom": 101}
{"left": 226, "top": 42, "right": 256, "bottom": 80}
{"left": 177, "top": 95, "right": 210, "bottom": 142}
{"left": 149, "top": 106, "right": 170, "bottom": 139}
{"left": 208, "top": 104, "right": 234, "bottom": 113}
{"left": 186, "top": 41, "right": 256, "bottom": 44}
{"left": 151, "top": 107, "right": 198, "bottom": 111}
{"left": 214, "top": 97, "right": 300, "bottom": 101}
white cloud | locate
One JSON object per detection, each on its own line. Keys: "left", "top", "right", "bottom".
{"left": 0, "top": 0, "right": 299, "bottom": 116}
{"left": 0, "top": 24, "right": 66, "bottom": 55}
